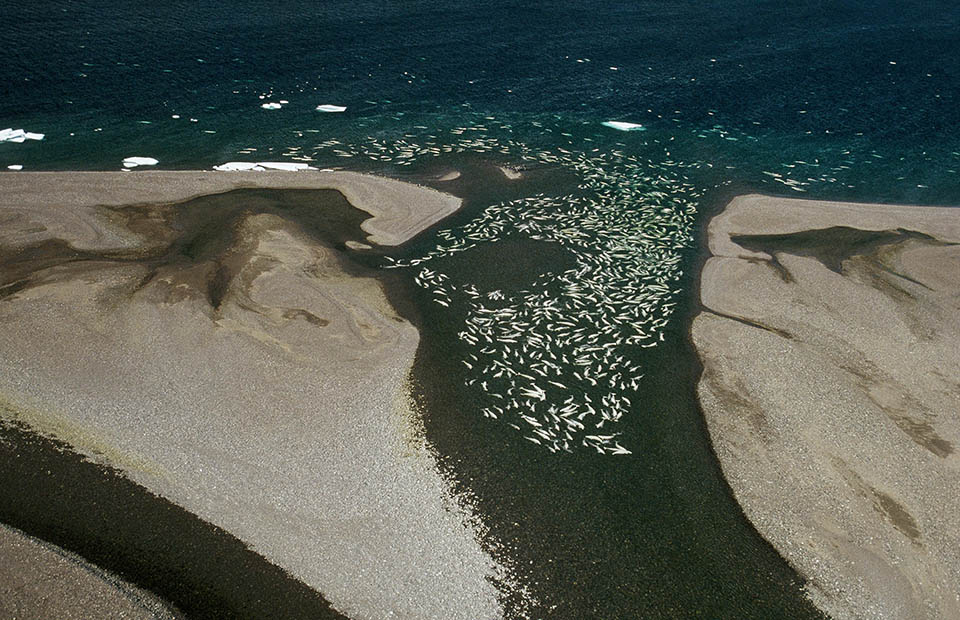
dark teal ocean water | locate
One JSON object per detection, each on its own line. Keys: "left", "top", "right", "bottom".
{"left": 2, "top": 1, "right": 959, "bottom": 618}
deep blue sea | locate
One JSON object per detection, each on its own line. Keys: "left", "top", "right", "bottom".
{"left": 2, "top": 1, "right": 959, "bottom": 618}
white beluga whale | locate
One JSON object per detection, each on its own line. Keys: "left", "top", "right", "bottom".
{"left": 371, "top": 124, "right": 700, "bottom": 455}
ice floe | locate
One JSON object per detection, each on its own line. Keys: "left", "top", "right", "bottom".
{"left": 0, "top": 128, "right": 44, "bottom": 143}
{"left": 213, "top": 161, "right": 317, "bottom": 172}
{"left": 257, "top": 162, "right": 316, "bottom": 171}
{"left": 214, "top": 162, "right": 263, "bottom": 171}
{"left": 316, "top": 104, "right": 347, "bottom": 113}
{"left": 122, "top": 157, "right": 159, "bottom": 168}
{"left": 261, "top": 102, "right": 282, "bottom": 110}
{"left": 601, "top": 121, "right": 645, "bottom": 132}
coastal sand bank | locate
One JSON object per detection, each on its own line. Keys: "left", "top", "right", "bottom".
{"left": 0, "top": 523, "right": 182, "bottom": 620}
{"left": 693, "top": 194, "right": 960, "bottom": 618}
{"left": 0, "top": 172, "right": 509, "bottom": 619}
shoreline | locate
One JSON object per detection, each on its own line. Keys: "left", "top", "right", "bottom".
{"left": 692, "top": 194, "right": 960, "bottom": 618}
{"left": 0, "top": 171, "right": 503, "bottom": 619}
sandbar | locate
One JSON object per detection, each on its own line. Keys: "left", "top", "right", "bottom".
{"left": 0, "top": 171, "right": 506, "bottom": 619}
{"left": 693, "top": 194, "right": 960, "bottom": 618}
{"left": 0, "top": 523, "right": 182, "bottom": 620}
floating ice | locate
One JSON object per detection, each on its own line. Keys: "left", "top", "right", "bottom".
{"left": 214, "top": 162, "right": 263, "bottom": 171}
{"left": 0, "top": 128, "right": 44, "bottom": 143}
{"left": 122, "top": 157, "right": 159, "bottom": 168}
{"left": 316, "top": 104, "right": 347, "bottom": 113}
{"left": 601, "top": 121, "right": 645, "bottom": 132}
{"left": 261, "top": 102, "right": 282, "bottom": 110}
{"left": 255, "top": 162, "right": 316, "bottom": 171}
{"left": 7, "top": 164, "right": 23, "bottom": 170}
{"left": 213, "top": 161, "right": 317, "bottom": 172}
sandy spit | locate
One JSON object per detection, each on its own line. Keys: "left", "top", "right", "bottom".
{"left": 692, "top": 194, "right": 960, "bottom": 619}
{"left": 0, "top": 172, "right": 507, "bottom": 619}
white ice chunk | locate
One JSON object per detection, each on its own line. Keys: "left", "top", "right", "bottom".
{"left": 122, "top": 157, "right": 159, "bottom": 167}
{"left": 213, "top": 161, "right": 317, "bottom": 172}
{"left": 255, "top": 162, "right": 316, "bottom": 171}
{"left": 213, "top": 162, "right": 263, "bottom": 171}
{"left": 316, "top": 104, "right": 347, "bottom": 113}
{"left": 7, "top": 164, "right": 23, "bottom": 170}
{"left": 261, "top": 102, "right": 282, "bottom": 110}
{"left": 601, "top": 121, "right": 645, "bottom": 131}
{"left": 0, "top": 128, "right": 23, "bottom": 141}
{"left": 1, "top": 128, "right": 44, "bottom": 143}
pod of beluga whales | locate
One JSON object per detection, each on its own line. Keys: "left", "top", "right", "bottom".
{"left": 368, "top": 131, "right": 701, "bottom": 456}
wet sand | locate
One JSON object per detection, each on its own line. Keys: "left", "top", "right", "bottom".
{"left": 0, "top": 172, "right": 506, "bottom": 619}
{"left": 692, "top": 194, "right": 960, "bottom": 618}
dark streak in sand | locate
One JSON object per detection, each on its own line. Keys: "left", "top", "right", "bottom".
{"left": 730, "top": 225, "right": 950, "bottom": 279}
{"left": 0, "top": 189, "right": 370, "bottom": 307}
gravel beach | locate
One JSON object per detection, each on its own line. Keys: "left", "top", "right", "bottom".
{"left": 0, "top": 171, "right": 508, "bottom": 619}
{"left": 693, "top": 194, "right": 960, "bottom": 619}
{"left": 0, "top": 523, "right": 182, "bottom": 620}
